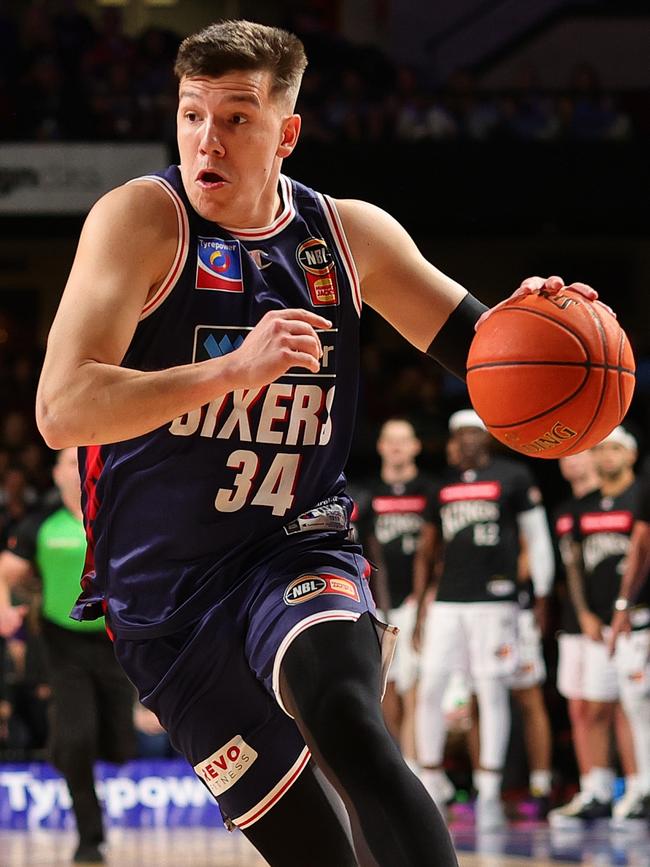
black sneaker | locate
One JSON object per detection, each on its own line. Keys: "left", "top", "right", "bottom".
{"left": 549, "top": 794, "right": 611, "bottom": 826}
{"left": 73, "top": 843, "right": 104, "bottom": 864}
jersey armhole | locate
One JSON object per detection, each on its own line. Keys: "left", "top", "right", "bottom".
{"left": 318, "top": 194, "right": 362, "bottom": 317}
{"left": 126, "top": 175, "right": 190, "bottom": 321}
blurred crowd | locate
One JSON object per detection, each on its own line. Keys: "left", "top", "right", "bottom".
{"left": 0, "top": 1, "right": 641, "bottom": 144}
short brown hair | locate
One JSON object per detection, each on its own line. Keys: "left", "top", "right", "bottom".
{"left": 175, "top": 20, "right": 307, "bottom": 106}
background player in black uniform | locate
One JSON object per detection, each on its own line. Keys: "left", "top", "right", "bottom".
{"left": 356, "top": 419, "right": 436, "bottom": 768}
{"left": 0, "top": 449, "right": 135, "bottom": 864}
{"left": 550, "top": 451, "right": 601, "bottom": 820}
{"left": 416, "top": 410, "right": 554, "bottom": 830}
{"left": 554, "top": 427, "right": 642, "bottom": 824}
{"left": 607, "top": 474, "right": 650, "bottom": 820}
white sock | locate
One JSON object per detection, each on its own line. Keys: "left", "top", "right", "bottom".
{"left": 586, "top": 767, "right": 614, "bottom": 802}
{"left": 530, "top": 769, "right": 552, "bottom": 797}
{"left": 579, "top": 774, "right": 590, "bottom": 794}
{"left": 624, "top": 774, "right": 639, "bottom": 798}
{"left": 474, "top": 769, "right": 502, "bottom": 801}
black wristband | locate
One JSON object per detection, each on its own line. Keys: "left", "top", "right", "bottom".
{"left": 426, "top": 293, "right": 488, "bottom": 381}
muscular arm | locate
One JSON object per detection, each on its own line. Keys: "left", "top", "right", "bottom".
{"left": 37, "top": 183, "right": 328, "bottom": 448}
{"left": 565, "top": 541, "right": 589, "bottom": 617}
{"left": 413, "top": 523, "right": 437, "bottom": 605}
{"left": 617, "top": 520, "right": 650, "bottom": 605}
{"left": 334, "top": 199, "right": 469, "bottom": 351}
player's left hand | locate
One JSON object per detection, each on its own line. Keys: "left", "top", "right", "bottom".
{"left": 476, "top": 275, "right": 611, "bottom": 330}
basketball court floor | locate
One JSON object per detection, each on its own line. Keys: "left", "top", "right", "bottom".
{"left": 2, "top": 821, "right": 649, "bottom": 866}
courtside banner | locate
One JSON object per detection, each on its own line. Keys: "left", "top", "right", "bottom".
{"left": 0, "top": 144, "right": 167, "bottom": 214}
{"left": 0, "top": 760, "right": 221, "bottom": 829}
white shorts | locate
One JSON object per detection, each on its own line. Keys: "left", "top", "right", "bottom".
{"left": 386, "top": 598, "right": 419, "bottom": 694}
{"left": 615, "top": 628, "right": 650, "bottom": 699}
{"left": 420, "top": 600, "right": 519, "bottom": 681}
{"left": 557, "top": 629, "right": 649, "bottom": 703}
{"left": 510, "top": 608, "right": 546, "bottom": 690}
{"left": 556, "top": 633, "right": 586, "bottom": 700}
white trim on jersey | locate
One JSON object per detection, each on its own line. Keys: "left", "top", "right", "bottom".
{"left": 232, "top": 745, "right": 312, "bottom": 829}
{"left": 223, "top": 175, "right": 296, "bottom": 240}
{"left": 272, "top": 610, "right": 362, "bottom": 717}
{"left": 318, "top": 194, "right": 362, "bottom": 317}
{"left": 127, "top": 175, "right": 190, "bottom": 321}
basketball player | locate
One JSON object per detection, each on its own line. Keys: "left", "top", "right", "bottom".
{"left": 355, "top": 418, "right": 436, "bottom": 767}
{"left": 552, "top": 427, "right": 646, "bottom": 825}
{"left": 550, "top": 451, "right": 600, "bottom": 819}
{"left": 416, "top": 410, "right": 554, "bottom": 830}
{"left": 607, "top": 477, "right": 650, "bottom": 821}
{"left": 35, "top": 20, "right": 597, "bottom": 866}
{"left": 0, "top": 449, "right": 134, "bottom": 864}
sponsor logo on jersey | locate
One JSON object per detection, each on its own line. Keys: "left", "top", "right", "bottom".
{"left": 580, "top": 511, "right": 633, "bottom": 534}
{"left": 284, "top": 499, "right": 348, "bottom": 535}
{"left": 196, "top": 237, "right": 244, "bottom": 292}
{"left": 487, "top": 579, "right": 515, "bottom": 597}
{"left": 371, "top": 495, "right": 427, "bottom": 514}
{"left": 193, "top": 325, "right": 336, "bottom": 376}
{"left": 296, "top": 238, "right": 338, "bottom": 306}
{"left": 439, "top": 482, "right": 501, "bottom": 504}
{"left": 194, "top": 735, "right": 257, "bottom": 797}
{"left": 283, "top": 573, "right": 360, "bottom": 605}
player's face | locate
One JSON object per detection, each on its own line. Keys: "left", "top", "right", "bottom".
{"left": 177, "top": 70, "right": 301, "bottom": 227}
{"left": 559, "top": 450, "right": 595, "bottom": 483}
{"left": 446, "top": 436, "right": 460, "bottom": 468}
{"left": 377, "top": 422, "right": 420, "bottom": 468}
{"left": 455, "top": 426, "right": 489, "bottom": 466}
{"left": 591, "top": 441, "right": 635, "bottom": 479}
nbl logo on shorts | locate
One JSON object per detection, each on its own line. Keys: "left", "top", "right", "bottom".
{"left": 283, "top": 574, "right": 360, "bottom": 605}
{"left": 196, "top": 237, "right": 244, "bottom": 292}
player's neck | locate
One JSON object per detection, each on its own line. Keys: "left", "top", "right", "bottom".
{"left": 600, "top": 470, "right": 634, "bottom": 498}
{"left": 571, "top": 478, "right": 599, "bottom": 499}
{"left": 381, "top": 464, "right": 417, "bottom": 486}
{"left": 458, "top": 452, "right": 489, "bottom": 473}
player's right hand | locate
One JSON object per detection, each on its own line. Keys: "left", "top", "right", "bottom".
{"left": 607, "top": 609, "right": 631, "bottom": 657}
{"left": 579, "top": 610, "right": 604, "bottom": 643}
{"left": 227, "top": 308, "right": 332, "bottom": 390}
{"left": 0, "top": 604, "right": 28, "bottom": 638}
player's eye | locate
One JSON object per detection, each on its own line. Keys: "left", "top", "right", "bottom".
{"left": 230, "top": 114, "right": 248, "bottom": 125}
{"left": 184, "top": 111, "right": 199, "bottom": 123}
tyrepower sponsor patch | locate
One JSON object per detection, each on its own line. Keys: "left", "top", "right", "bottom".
{"left": 194, "top": 736, "right": 257, "bottom": 797}
{"left": 283, "top": 573, "right": 360, "bottom": 606}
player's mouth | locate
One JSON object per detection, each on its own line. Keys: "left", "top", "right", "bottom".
{"left": 196, "top": 169, "right": 227, "bottom": 189}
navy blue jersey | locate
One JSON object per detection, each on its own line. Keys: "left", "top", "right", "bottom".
{"left": 73, "top": 167, "right": 363, "bottom": 636}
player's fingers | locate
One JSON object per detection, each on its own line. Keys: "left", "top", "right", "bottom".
{"left": 286, "top": 351, "right": 321, "bottom": 373}
{"left": 517, "top": 276, "right": 548, "bottom": 293}
{"left": 565, "top": 281, "right": 598, "bottom": 301}
{"left": 271, "top": 308, "right": 332, "bottom": 329}
{"left": 284, "top": 320, "right": 324, "bottom": 353}
{"left": 286, "top": 334, "right": 322, "bottom": 359}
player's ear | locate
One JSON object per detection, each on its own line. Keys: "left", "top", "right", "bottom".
{"left": 277, "top": 115, "right": 301, "bottom": 158}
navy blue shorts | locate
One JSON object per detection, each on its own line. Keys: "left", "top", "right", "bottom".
{"left": 114, "top": 536, "right": 395, "bottom": 829}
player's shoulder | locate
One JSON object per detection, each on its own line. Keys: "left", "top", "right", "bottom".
{"left": 85, "top": 177, "right": 178, "bottom": 242}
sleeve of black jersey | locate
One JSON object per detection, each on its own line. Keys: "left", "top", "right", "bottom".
{"left": 6, "top": 512, "right": 42, "bottom": 562}
{"left": 510, "top": 462, "right": 543, "bottom": 514}
{"left": 635, "top": 478, "right": 650, "bottom": 524}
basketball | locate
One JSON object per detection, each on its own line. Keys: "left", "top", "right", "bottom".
{"left": 466, "top": 289, "right": 636, "bottom": 458}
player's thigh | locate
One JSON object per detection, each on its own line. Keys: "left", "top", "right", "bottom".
{"left": 557, "top": 632, "right": 586, "bottom": 700}
{"left": 582, "top": 634, "right": 619, "bottom": 702}
{"left": 615, "top": 628, "right": 650, "bottom": 702}
{"left": 114, "top": 610, "right": 309, "bottom": 833}
{"left": 419, "top": 601, "right": 468, "bottom": 683}
{"left": 243, "top": 539, "right": 395, "bottom": 716}
{"left": 465, "top": 602, "right": 518, "bottom": 680}
{"left": 387, "top": 599, "right": 419, "bottom": 694}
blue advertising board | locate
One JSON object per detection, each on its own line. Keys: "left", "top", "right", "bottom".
{"left": 0, "top": 760, "right": 222, "bottom": 829}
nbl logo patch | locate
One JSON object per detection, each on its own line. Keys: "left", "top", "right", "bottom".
{"left": 283, "top": 573, "right": 360, "bottom": 606}
{"left": 196, "top": 237, "right": 244, "bottom": 292}
{"left": 296, "top": 238, "right": 338, "bottom": 306}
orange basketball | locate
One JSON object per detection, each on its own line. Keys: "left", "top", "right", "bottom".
{"left": 466, "top": 289, "right": 635, "bottom": 458}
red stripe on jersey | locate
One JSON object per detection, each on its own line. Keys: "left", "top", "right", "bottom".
{"left": 439, "top": 482, "right": 501, "bottom": 503}
{"left": 81, "top": 445, "right": 104, "bottom": 591}
{"left": 322, "top": 196, "right": 362, "bottom": 314}
{"left": 580, "top": 511, "right": 633, "bottom": 534}
{"left": 350, "top": 501, "right": 359, "bottom": 522}
{"left": 372, "top": 495, "right": 427, "bottom": 514}
{"left": 555, "top": 514, "right": 574, "bottom": 536}
{"left": 141, "top": 187, "right": 187, "bottom": 315}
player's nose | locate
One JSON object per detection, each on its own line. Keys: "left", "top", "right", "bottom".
{"left": 199, "top": 123, "right": 225, "bottom": 156}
